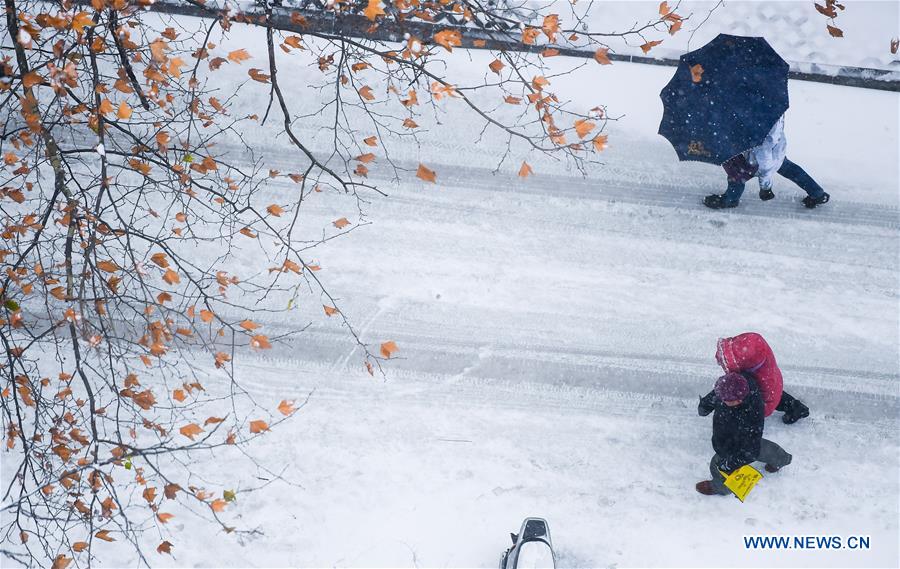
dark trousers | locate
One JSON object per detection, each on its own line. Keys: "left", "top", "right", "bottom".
{"left": 723, "top": 158, "right": 826, "bottom": 203}
{"left": 709, "top": 439, "right": 792, "bottom": 494}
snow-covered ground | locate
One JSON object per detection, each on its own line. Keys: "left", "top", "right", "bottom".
{"left": 11, "top": 3, "right": 900, "bottom": 568}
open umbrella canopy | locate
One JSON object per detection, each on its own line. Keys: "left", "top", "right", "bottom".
{"left": 658, "top": 34, "right": 789, "bottom": 165}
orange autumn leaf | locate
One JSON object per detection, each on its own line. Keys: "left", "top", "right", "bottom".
{"left": 363, "top": 0, "right": 385, "bottom": 21}
{"left": 827, "top": 25, "right": 843, "bottom": 38}
{"left": 363, "top": 136, "right": 378, "bottom": 147}
{"left": 332, "top": 217, "right": 351, "bottom": 229}
{"left": 522, "top": 27, "right": 541, "bottom": 45}
{"left": 162, "top": 269, "right": 180, "bottom": 285}
{"left": 574, "top": 119, "right": 596, "bottom": 139}
{"left": 51, "top": 555, "right": 72, "bottom": 569}
{"left": 200, "top": 310, "right": 215, "bottom": 323}
{"left": 117, "top": 101, "right": 132, "bottom": 119}
{"left": 641, "top": 40, "right": 663, "bottom": 53}
{"left": 239, "top": 320, "right": 260, "bottom": 331}
{"left": 227, "top": 49, "right": 251, "bottom": 63}
{"left": 594, "top": 48, "right": 612, "bottom": 65}
{"left": 150, "top": 253, "right": 169, "bottom": 268}
{"left": 267, "top": 204, "right": 284, "bottom": 216}
{"left": 518, "top": 161, "right": 533, "bottom": 178}
{"left": 96, "top": 260, "right": 119, "bottom": 273}
{"left": 173, "top": 389, "right": 186, "bottom": 402}
{"left": 250, "top": 335, "right": 271, "bottom": 349}
{"left": 157, "top": 541, "right": 173, "bottom": 554}
{"left": 359, "top": 86, "right": 375, "bottom": 101}
{"left": 179, "top": 423, "right": 203, "bottom": 440}
{"left": 278, "top": 400, "right": 296, "bottom": 415}
{"left": 691, "top": 64, "right": 704, "bottom": 83}
{"left": 95, "top": 530, "right": 115, "bottom": 542}
{"left": 542, "top": 14, "right": 560, "bottom": 40}
{"left": 489, "top": 59, "right": 504, "bottom": 74}
{"left": 416, "top": 164, "right": 436, "bottom": 183}
{"left": 356, "top": 152, "right": 376, "bottom": 163}
{"left": 380, "top": 341, "right": 398, "bottom": 358}
{"left": 248, "top": 69, "right": 270, "bottom": 83}
{"left": 323, "top": 305, "right": 339, "bottom": 316}
{"left": 210, "top": 499, "right": 227, "bottom": 512}
{"left": 157, "top": 512, "right": 174, "bottom": 523}
{"left": 70, "top": 12, "right": 94, "bottom": 35}
{"left": 22, "top": 71, "right": 44, "bottom": 88}
{"left": 592, "top": 135, "right": 609, "bottom": 152}
{"left": 433, "top": 29, "right": 462, "bottom": 52}
{"left": 204, "top": 416, "right": 225, "bottom": 426}
{"left": 164, "top": 483, "right": 181, "bottom": 499}
{"left": 72, "top": 541, "right": 89, "bottom": 552}
{"left": 249, "top": 420, "right": 269, "bottom": 433}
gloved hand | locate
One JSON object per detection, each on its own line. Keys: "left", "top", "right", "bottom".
{"left": 698, "top": 391, "right": 716, "bottom": 416}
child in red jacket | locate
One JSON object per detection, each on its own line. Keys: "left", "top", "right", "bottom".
{"left": 699, "top": 332, "right": 810, "bottom": 424}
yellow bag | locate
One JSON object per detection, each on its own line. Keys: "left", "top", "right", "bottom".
{"left": 719, "top": 464, "right": 763, "bottom": 502}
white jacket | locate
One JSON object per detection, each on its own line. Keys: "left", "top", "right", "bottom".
{"left": 746, "top": 115, "right": 787, "bottom": 189}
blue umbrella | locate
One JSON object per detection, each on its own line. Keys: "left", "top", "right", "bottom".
{"left": 658, "top": 34, "right": 789, "bottom": 165}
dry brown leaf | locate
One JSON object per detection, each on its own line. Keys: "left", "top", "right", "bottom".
{"left": 416, "top": 164, "right": 436, "bottom": 183}
{"left": 691, "top": 64, "right": 704, "bottom": 83}
{"left": 95, "top": 530, "right": 115, "bottom": 542}
{"left": 363, "top": 0, "right": 385, "bottom": 21}
{"left": 248, "top": 69, "right": 270, "bottom": 83}
{"left": 278, "top": 400, "right": 296, "bottom": 415}
{"left": 641, "top": 40, "right": 663, "bottom": 53}
{"left": 96, "top": 260, "right": 118, "bottom": 273}
{"left": 117, "top": 101, "right": 132, "bottom": 119}
{"left": 249, "top": 420, "right": 269, "bottom": 433}
{"left": 433, "top": 29, "right": 463, "bottom": 52}
{"left": 380, "top": 341, "right": 398, "bottom": 358}
{"left": 227, "top": 49, "right": 251, "bottom": 63}
{"left": 518, "top": 161, "right": 533, "bottom": 178}
{"left": 179, "top": 423, "right": 203, "bottom": 440}
{"left": 574, "top": 119, "right": 596, "bottom": 139}
{"left": 332, "top": 217, "right": 351, "bottom": 229}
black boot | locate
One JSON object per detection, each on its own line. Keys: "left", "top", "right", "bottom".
{"left": 704, "top": 194, "right": 739, "bottom": 209}
{"left": 802, "top": 192, "right": 830, "bottom": 209}
{"left": 777, "top": 392, "right": 810, "bottom": 424}
{"left": 759, "top": 188, "right": 775, "bottom": 201}
{"left": 782, "top": 400, "right": 810, "bottom": 424}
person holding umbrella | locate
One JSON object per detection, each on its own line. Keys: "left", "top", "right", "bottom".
{"left": 658, "top": 34, "right": 831, "bottom": 210}
{"left": 704, "top": 115, "right": 830, "bottom": 209}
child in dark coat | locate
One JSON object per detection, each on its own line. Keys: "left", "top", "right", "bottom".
{"left": 696, "top": 372, "right": 793, "bottom": 496}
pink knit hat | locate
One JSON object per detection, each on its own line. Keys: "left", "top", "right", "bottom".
{"left": 715, "top": 372, "right": 749, "bottom": 402}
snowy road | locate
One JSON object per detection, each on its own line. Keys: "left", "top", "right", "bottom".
{"left": 91, "top": 27, "right": 899, "bottom": 569}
